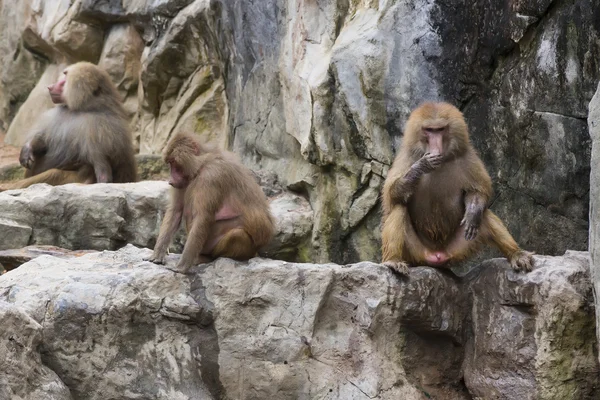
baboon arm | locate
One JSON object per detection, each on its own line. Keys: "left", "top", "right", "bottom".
{"left": 390, "top": 160, "right": 427, "bottom": 204}
{"left": 461, "top": 192, "right": 488, "bottom": 241}
{"left": 149, "top": 191, "right": 184, "bottom": 262}
{"left": 177, "top": 177, "right": 222, "bottom": 271}
{"left": 461, "top": 157, "right": 493, "bottom": 239}
{"left": 178, "top": 215, "right": 212, "bottom": 271}
{"left": 465, "top": 156, "right": 493, "bottom": 197}
{"left": 19, "top": 133, "right": 48, "bottom": 169}
{"left": 29, "top": 134, "right": 48, "bottom": 155}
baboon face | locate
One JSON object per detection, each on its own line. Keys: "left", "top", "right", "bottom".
{"left": 48, "top": 71, "right": 67, "bottom": 104}
{"left": 165, "top": 157, "right": 189, "bottom": 189}
{"left": 405, "top": 102, "right": 469, "bottom": 160}
{"left": 164, "top": 134, "right": 202, "bottom": 189}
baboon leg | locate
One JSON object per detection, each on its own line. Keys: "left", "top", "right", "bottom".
{"left": 0, "top": 167, "right": 94, "bottom": 191}
{"left": 382, "top": 207, "right": 409, "bottom": 274}
{"left": 435, "top": 223, "right": 481, "bottom": 263}
{"left": 430, "top": 211, "right": 515, "bottom": 266}
{"left": 483, "top": 211, "right": 533, "bottom": 272}
{"left": 382, "top": 206, "right": 443, "bottom": 274}
{"left": 211, "top": 228, "right": 257, "bottom": 261}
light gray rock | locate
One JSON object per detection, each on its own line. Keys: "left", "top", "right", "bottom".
{"left": 0, "top": 245, "right": 470, "bottom": 400}
{"left": 0, "top": 301, "right": 72, "bottom": 400}
{"left": 98, "top": 24, "right": 145, "bottom": 123}
{"left": 464, "top": 252, "right": 599, "bottom": 400}
{"left": 0, "top": 181, "right": 312, "bottom": 262}
{"left": 1, "top": 246, "right": 597, "bottom": 399}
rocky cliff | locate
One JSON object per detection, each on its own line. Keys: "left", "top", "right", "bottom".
{"left": 1, "top": 0, "right": 598, "bottom": 263}
{"left": 1, "top": 1, "right": 600, "bottom": 398}
{"left": 0, "top": 246, "right": 597, "bottom": 400}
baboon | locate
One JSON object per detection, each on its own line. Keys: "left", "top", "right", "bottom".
{"left": 381, "top": 102, "right": 533, "bottom": 275}
{"left": 0, "top": 62, "right": 137, "bottom": 191}
{"left": 145, "top": 132, "right": 275, "bottom": 272}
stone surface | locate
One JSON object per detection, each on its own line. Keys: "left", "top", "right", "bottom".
{"left": 0, "top": 246, "right": 597, "bottom": 399}
{"left": 0, "top": 245, "right": 470, "bottom": 400}
{"left": 0, "top": 301, "right": 72, "bottom": 400}
{"left": 4, "top": 64, "right": 62, "bottom": 147}
{"left": 464, "top": 251, "right": 598, "bottom": 399}
{"left": 1, "top": 0, "right": 597, "bottom": 263}
{"left": 589, "top": 82, "right": 600, "bottom": 365}
{"left": 0, "top": 245, "right": 96, "bottom": 271}
{"left": 135, "top": 154, "right": 170, "bottom": 181}
{"left": 0, "top": 181, "right": 312, "bottom": 262}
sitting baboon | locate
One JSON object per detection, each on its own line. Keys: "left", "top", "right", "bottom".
{"left": 0, "top": 62, "right": 137, "bottom": 191}
{"left": 146, "top": 132, "right": 275, "bottom": 272}
{"left": 382, "top": 102, "right": 533, "bottom": 275}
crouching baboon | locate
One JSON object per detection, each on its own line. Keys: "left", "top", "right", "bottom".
{"left": 0, "top": 62, "right": 137, "bottom": 191}
{"left": 146, "top": 132, "right": 275, "bottom": 272}
{"left": 381, "top": 102, "right": 533, "bottom": 275}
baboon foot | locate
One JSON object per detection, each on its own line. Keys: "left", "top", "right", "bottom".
{"left": 383, "top": 260, "right": 410, "bottom": 276}
{"left": 509, "top": 250, "right": 534, "bottom": 273}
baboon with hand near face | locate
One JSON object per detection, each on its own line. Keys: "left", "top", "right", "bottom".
{"left": 146, "top": 132, "right": 275, "bottom": 272}
{"left": 0, "top": 62, "right": 137, "bottom": 191}
{"left": 381, "top": 102, "right": 533, "bottom": 275}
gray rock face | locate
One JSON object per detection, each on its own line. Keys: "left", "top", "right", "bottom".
{"left": 0, "top": 247, "right": 597, "bottom": 399}
{"left": 589, "top": 82, "right": 600, "bottom": 365}
{"left": 1, "top": 0, "right": 597, "bottom": 263}
{"left": 464, "top": 251, "right": 598, "bottom": 399}
{"left": 0, "top": 245, "right": 466, "bottom": 400}
{"left": 0, "top": 301, "right": 72, "bottom": 400}
{"left": 0, "top": 181, "right": 312, "bottom": 261}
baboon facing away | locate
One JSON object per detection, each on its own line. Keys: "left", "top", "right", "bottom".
{"left": 0, "top": 62, "right": 137, "bottom": 191}
{"left": 381, "top": 102, "right": 533, "bottom": 275}
{"left": 146, "top": 132, "right": 275, "bottom": 272}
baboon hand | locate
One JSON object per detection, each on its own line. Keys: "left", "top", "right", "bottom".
{"left": 417, "top": 153, "right": 443, "bottom": 173}
{"left": 144, "top": 252, "right": 166, "bottom": 265}
{"left": 460, "top": 212, "right": 481, "bottom": 241}
{"left": 19, "top": 144, "right": 35, "bottom": 169}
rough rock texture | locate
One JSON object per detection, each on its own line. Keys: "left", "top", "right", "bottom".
{"left": 589, "top": 82, "right": 600, "bottom": 364}
{"left": 0, "top": 245, "right": 469, "bottom": 400}
{"left": 1, "top": 0, "right": 597, "bottom": 263}
{"left": 0, "top": 301, "right": 72, "bottom": 400}
{"left": 464, "top": 251, "right": 598, "bottom": 399}
{"left": 0, "top": 246, "right": 597, "bottom": 399}
{"left": 0, "top": 181, "right": 312, "bottom": 261}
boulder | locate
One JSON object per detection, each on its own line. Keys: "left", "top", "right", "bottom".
{"left": 464, "top": 252, "right": 599, "bottom": 399}
{"left": 0, "top": 246, "right": 597, "bottom": 399}
{"left": 0, "top": 181, "right": 312, "bottom": 262}
{"left": 0, "top": 301, "right": 72, "bottom": 400}
{"left": 0, "top": 245, "right": 470, "bottom": 400}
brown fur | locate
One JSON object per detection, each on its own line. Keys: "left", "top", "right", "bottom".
{"left": 146, "top": 132, "right": 275, "bottom": 272}
{"left": 381, "top": 102, "right": 533, "bottom": 275}
{"left": 0, "top": 62, "right": 137, "bottom": 191}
